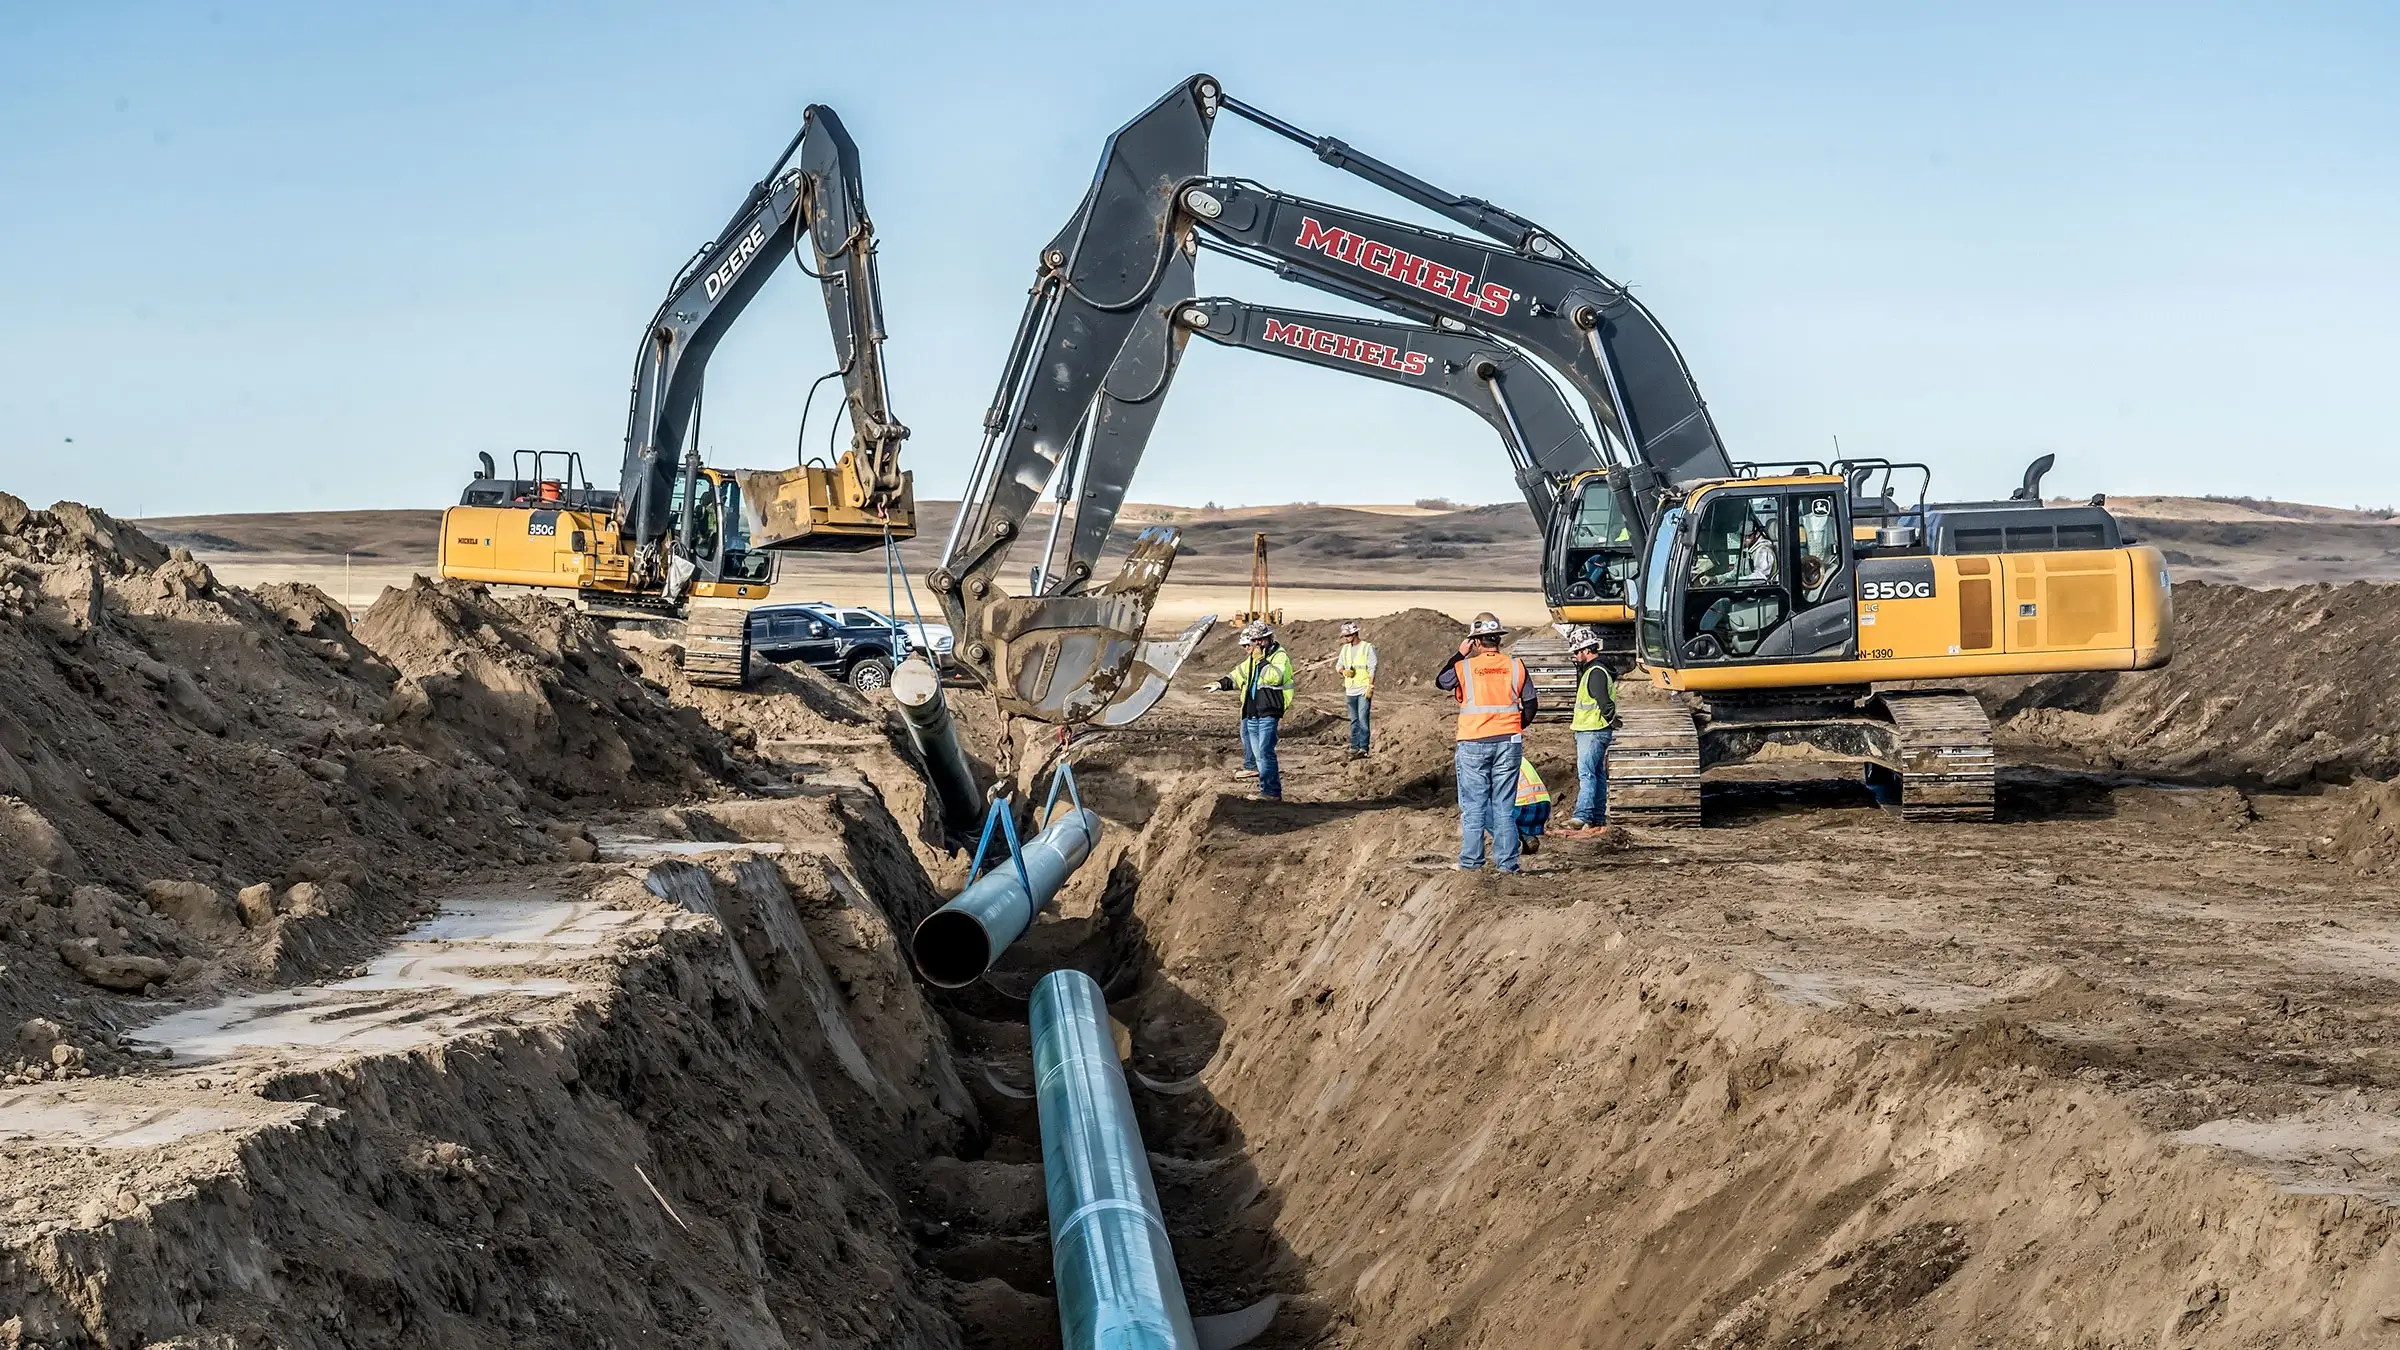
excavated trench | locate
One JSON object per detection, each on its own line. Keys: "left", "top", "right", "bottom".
{"left": 13, "top": 704, "right": 2400, "bottom": 1348}
{"left": 879, "top": 701, "right": 2400, "bottom": 1349}
{"left": 11, "top": 533, "right": 2400, "bottom": 1345}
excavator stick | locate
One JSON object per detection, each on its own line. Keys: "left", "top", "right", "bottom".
{"left": 935, "top": 76, "right": 1220, "bottom": 724}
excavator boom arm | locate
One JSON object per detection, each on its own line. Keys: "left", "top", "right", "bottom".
{"left": 927, "top": 76, "right": 1220, "bottom": 726}
{"left": 1173, "top": 297, "right": 1599, "bottom": 533}
{"left": 616, "top": 105, "right": 907, "bottom": 568}
{"left": 938, "top": 75, "right": 1728, "bottom": 725}
{"left": 1183, "top": 178, "right": 1731, "bottom": 489}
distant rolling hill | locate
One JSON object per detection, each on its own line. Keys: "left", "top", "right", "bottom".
{"left": 134, "top": 495, "right": 2400, "bottom": 592}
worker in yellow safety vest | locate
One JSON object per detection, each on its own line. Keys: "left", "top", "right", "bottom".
{"left": 1212, "top": 620, "right": 1296, "bottom": 801}
{"left": 1434, "top": 612, "right": 1538, "bottom": 872}
{"left": 1556, "top": 625, "right": 1620, "bottom": 832}
{"left": 1336, "top": 620, "right": 1377, "bottom": 758}
{"left": 1514, "top": 756, "right": 1552, "bottom": 854}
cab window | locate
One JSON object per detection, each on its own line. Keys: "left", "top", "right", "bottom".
{"left": 1690, "top": 495, "right": 1782, "bottom": 589}
{"left": 1566, "top": 487, "right": 1632, "bottom": 548}
{"left": 1562, "top": 482, "right": 1639, "bottom": 602}
{"left": 716, "top": 480, "right": 772, "bottom": 583}
{"left": 1637, "top": 507, "right": 1684, "bottom": 664}
{"left": 1796, "top": 493, "right": 1842, "bottom": 603}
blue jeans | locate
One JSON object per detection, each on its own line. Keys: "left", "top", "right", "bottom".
{"left": 1573, "top": 729, "right": 1614, "bottom": 824}
{"left": 1347, "top": 692, "right": 1372, "bottom": 751}
{"left": 1242, "top": 717, "right": 1282, "bottom": 798}
{"left": 1455, "top": 738, "right": 1522, "bottom": 871}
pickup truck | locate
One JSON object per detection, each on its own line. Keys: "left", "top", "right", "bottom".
{"left": 747, "top": 603, "right": 911, "bottom": 691}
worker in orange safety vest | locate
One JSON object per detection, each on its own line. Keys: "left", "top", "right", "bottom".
{"left": 1434, "top": 612, "right": 1538, "bottom": 872}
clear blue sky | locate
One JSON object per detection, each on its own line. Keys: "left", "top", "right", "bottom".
{"left": 4, "top": 1, "right": 2394, "bottom": 517}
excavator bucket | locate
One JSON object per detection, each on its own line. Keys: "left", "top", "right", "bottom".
{"left": 735, "top": 463, "right": 915, "bottom": 554}
{"left": 976, "top": 527, "right": 1207, "bottom": 724}
{"left": 1092, "top": 614, "right": 1215, "bottom": 728}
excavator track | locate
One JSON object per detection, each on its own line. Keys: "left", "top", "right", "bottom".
{"left": 1510, "top": 632, "right": 1583, "bottom": 714}
{"left": 1606, "top": 702, "right": 1703, "bottom": 828}
{"left": 679, "top": 603, "right": 752, "bottom": 689}
{"left": 1874, "top": 691, "right": 1996, "bottom": 823}
{"left": 1514, "top": 632, "right": 1641, "bottom": 720}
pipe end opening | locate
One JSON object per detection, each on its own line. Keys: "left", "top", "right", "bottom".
{"left": 913, "top": 910, "right": 997, "bottom": 989}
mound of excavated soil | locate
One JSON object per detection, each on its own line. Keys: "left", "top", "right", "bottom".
{"left": 1184, "top": 607, "right": 1473, "bottom": 693}
{"left": 0, "top": 494, "right": 758, "bottom": 1086}
{"left": 2315, "top": 777, "right": 2400, "bottom": 875}
{"left": 357, "top": 578, "right": 735, "bottom": 806}
{"left": 1999, "top": 581, "right": 2400, "bottom": 785}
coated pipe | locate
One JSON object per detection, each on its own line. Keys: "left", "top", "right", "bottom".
{"left": 912, "top": 806, "right": 1102, "bottom": 987}
{"left": 1031, "top": 969, "right": 1200, "bottom": 1350}
{"left": 890, "top": 656, "right": 981, "bottom": 833}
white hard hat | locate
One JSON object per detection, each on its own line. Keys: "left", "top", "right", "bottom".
{"left": 1467, "top": 612, "right": 1508, "bottom": 639}
{"left": 1340, "top": 620, "right": 1361, "bottom": 636}
{"left": 1567, "top": 626, "right": 1604, "bottom": 654}
{"left": 1239, "top": 620, "right": 1274, "bottom": 644}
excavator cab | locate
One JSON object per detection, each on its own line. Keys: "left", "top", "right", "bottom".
{"left": 1549, "top": 474, "right": 1641, "bottom": 614}
{"left": 666, "top": 468, "right": 777, "bottom": 597}
{"left": 1638, "top": 477, "right": 1860, "bottom": 670}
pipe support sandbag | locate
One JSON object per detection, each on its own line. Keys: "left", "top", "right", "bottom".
{"left": 1031, "top": 969, "right": 1200, "bottom": 1350}
{"left": 911, "top": 805, "right": 1102, "bottom": 987}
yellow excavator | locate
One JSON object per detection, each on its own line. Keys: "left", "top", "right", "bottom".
{"left": 437, "top": 105, "right": 911, "bottom": 685}
{"left": 941, "top": 74, "right": 2175, "bottom": 822}
{"left": 1606, "top": 455, "right": 2172, "bottom": 823}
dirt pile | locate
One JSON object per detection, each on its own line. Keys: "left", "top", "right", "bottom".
{"left": 357, "top": 578, "right": 736, "bottom": 806}
{"left": 1998, "top": 581, "right": 2400, "bottom": 785}
{"left": 0, "top": 497, "right": 750, "bottom": 1084}
{"left": 1021, "top": 717, "right": 2400, "bottom": 1346}
{"left": 1184, "top": 607, "right": 1471, "bottom": 692}
{"left": 2316, "top": 776, "right": 2400, "bottom": 875}
{"left": 0, "top": 840, "right": 977, "bottom": 1347}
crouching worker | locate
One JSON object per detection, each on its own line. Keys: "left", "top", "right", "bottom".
{"left": 1214, "top": 620, "right": 1295, "bottom": 801}
{"left": 1515, "top": 756, "right": 1552, "bottom": 854}
{"left": 1436, "top": 612, "right": 1536, "bottom": 873}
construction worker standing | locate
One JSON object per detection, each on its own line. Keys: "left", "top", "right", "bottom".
{"left": 1435, "top": 612, "right": 1537, "bottom": 872}
{"left": 1213, "top": 620, "right": 1295, "bottom": 801}
{"left": 1336, "top": 620, "right": 1377, "bottom": 758}
{"left": 1558, "top": 626, "right": 1619, "bottom": 831}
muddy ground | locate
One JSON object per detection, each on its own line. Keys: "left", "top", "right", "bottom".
{"left": 7, "top": 490, "right": 2400, "bottom": 1346}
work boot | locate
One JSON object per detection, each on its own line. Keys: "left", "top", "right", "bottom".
{"left": 1232, "top": 767, "right": 1258, "bottom": 780}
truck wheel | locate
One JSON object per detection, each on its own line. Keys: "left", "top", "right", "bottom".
{"left": 847, "top": 655, "right": 893, "bottom": 692}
